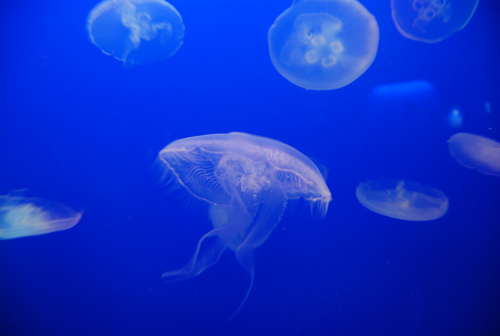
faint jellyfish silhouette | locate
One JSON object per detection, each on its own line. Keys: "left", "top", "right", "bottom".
{"left": 448, "top": 133, "right": 500, "bottom": 176}
{"left": 391, "top": 0, "right": 479, "bottom": 43}
{"left": 158, "top": 132, "right": 331, "bottom": 318}
{"left": 0, "top": 191, "right": 82, "bottom": 240}
{"left": 448, "top": 107, "right": 463, "bottom": 128}
{"left": 268, "top": 0, "right": 379, "bottom": 90}
{"left": 87, "top": 0, "right": 184, "bottom": 67}
{"left": 356, "top": 179, "right": 448, "bottom": 221}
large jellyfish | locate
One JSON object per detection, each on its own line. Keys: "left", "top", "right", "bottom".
{"left": 0, "top": 191, "right": 82, "bottom": 240}
{"left": 87, "top": 0, "right": 184, "bottom": 67}
{"left": 158, "top": 132, "right": 331, "bottom": 318}
{"left": 268, "top": 0, "right": 379, "bottom": 90}
{"left": 391, "top": 0, "right": 480, "bottom": 43}
{"left": 356, "top": 179, "right": 448, "bottom": 221}
{"left": 448, "top": 133, "right": 500, "bottom": 176}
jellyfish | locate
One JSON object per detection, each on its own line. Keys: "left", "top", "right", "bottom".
{"left": 158, "top": 132, "right": 331, "bottom": 318}
{"left": 391, "top": 0, "right": 480, "bottom": 43}
{"left": 448, "top": 133, "right": 500, "bottom": 176}
{"left": 356, "top": 179, "right": 448, "bottom": 221}
{"left": 87, "top": 0, "right": 184, "bottom": 67}
{"left": 0, "top": 191, "right": 82, "bottom": 240}
{"left": 268, "top": 0, "right": 379, "bottom": 90}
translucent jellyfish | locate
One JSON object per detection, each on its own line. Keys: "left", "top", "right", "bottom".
{"left": 87, "top": 0, "right": 184, "bottom": 67}
{"left": 356, "top": 179, "right": 448, "bottom": 221}
{"left": 391, "top": 0, "right": 480, "bottom": 43}
{"left": 0, "top": 192, "right": 82, "bottom": 240}
{"left": 448, "top": 133, "right": 500, "bottom": 176}
{"left": 158, "top": 132, "right": 331, "bottom": 317}
{"left": 268, "top": 0, "right": 379, "bottom": 90}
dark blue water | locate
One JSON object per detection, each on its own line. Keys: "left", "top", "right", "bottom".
{"left": 1, "top": 1, "right": 499, "bottom": 335}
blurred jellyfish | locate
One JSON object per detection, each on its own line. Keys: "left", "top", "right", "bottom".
{"left": 448, "top": 107, "right": 463, "bottom": 128}
{"left": 87, "top": 0, "right": 184, "bottom": 67}
{"left": 0, "top": 191, "right": 82, "bottom": 240}
{"left": 268, "top": 0, "right": 379, "bottom": 90}
{"left": 391, "top": 0, "right": 480, "bottom": 43}
{"left": 448, "top": 133, "right": 500, "bottom": 176}
{"left": 158, "top": 132, "right": 331, "bottom": 318}
{"left": 356, "top": 179, "right": 448, "bottom": 221}
{"left": 485, "top": 101, "right": 491, "bottom": 114}
{"left": 367, "top": 80, "right": 438, "bottom": 124}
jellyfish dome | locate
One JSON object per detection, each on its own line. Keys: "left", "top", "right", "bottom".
{"left": 268, "top": 0, "right": 379, "bottom": 90}
{"left": 0, "top": 192, "right": 82, "bottom": 240}
{"left": 87, "top": 0, "right": 184, "bottom": 66}
{"left": 391, "top": 0, "right": 480, "bottom": 43}
{"left": 448, "top": 133, "right": 500, "bottom": 176}
{"left": 158, "top": 132, "right": 331, "bottom": 317}
{"left": 356, "top": 179, "right": 448, "bottom": 221}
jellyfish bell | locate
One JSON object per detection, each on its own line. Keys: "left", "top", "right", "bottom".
{"left": 356, "top": 179, "right": 448, "bottom": 221}
{"left": 158, "top": 132, "right": 331, "bottom": 318}
{"left": 0, "top": 192, "right": 82, "bottom": 240}
{"left": 448, "top": 133, "right": 500, "bottom": 176}
{"left": 391, "top": 0, "right": 480, "bottom": 43}
{"left": 268, "top": 0, "right": 379, "bottom": 90}
{"left": 87, "top": 0, "right": 184, "bottom": 67}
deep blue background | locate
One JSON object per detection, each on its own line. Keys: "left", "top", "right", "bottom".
{"left": 0, "top": 0, "right": 499, "bottom": 335}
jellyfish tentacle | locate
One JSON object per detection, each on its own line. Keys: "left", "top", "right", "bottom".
{"left": 162, "top": 226, "right": 229, "bottom": 282}
{"left": 228, "top": 186, "right": 288, "bottom": 319}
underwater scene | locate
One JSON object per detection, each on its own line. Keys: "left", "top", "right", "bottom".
{"left": 0, "top": 0, "right": 499, "bottom": 335}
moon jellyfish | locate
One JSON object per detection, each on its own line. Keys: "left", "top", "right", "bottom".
{"left": 356, "top": 179, "right": 448, "bottom": 221}
{"left": 0, "top": 192, "right": 82, "bottom": 240}
{"left": 158, "top": 132, "right": 331, "bottom": 318}
{"left": 87, "top": 0, "right": 184, "bottom": 67}
{"left": 391, "top": 0, "right": 480, "bottom": 43}
{"left": 448, "top": 133, "right": 500, "bottom": 176}
{"left": 268, "top": 0, "right": 379, "bottom": 90}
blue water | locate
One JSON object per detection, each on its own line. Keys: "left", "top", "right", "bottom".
{"left": 1, "top": 1, "right": 499, "bottom": 335}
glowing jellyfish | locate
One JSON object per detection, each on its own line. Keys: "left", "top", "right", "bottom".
{"left": 0, "top": 192, "right": 82, "bottom": 240}
{"left": 158, "top": 132, "right": 331, "bottom": 318}
{"left": 391, "top": 0, "right": 480, "bottom": 43}
{"left": 268, "top": 0, "right": 379, "bottom": 90}
{"left": 356, "top": 179, "right": 448, "bottom": 221}
{"left": 448, "top": 133, "right": 500, "bottom": 176}
{"left": 87, "top": 0, "right": 184, "bottom": 67}
{"left": 448, "top": 107, "right": 463, "bottom": 128}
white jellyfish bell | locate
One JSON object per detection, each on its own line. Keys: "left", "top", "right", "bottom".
{"left": 87, "top": 0, "right": 185, "bottom": 67}
{"left": 268, "top": 0, "right": 379, "bottom": 90}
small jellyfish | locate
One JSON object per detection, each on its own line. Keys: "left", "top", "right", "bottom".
{"left": 448, "top": 107, "right": 463, "bottom": 128}
{"left": 391, "top": 0, "right": 480, "bottom": 43}
{"left": 448, "top": 133, "right": 500, "bottom": 176}
{"left": 0, "top": 191, "right": 82, "bottom": 240}
{"left": 268, "top": 0, "right": 379, "bottom": 90}
{"left": 87, "top": 0, "right": 184, "bottom": 67}
{"left": 356, "top": 179, "right": 448, "bottom": 221}
{"left": 158, "top": 132, "right": 331, "bottom": 318}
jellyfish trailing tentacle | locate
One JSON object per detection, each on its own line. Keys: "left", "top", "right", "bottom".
{"left": 228, "top": 185, "right": 288, "bottom": 320}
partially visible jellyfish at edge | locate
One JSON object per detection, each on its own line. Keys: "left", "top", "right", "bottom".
{"left": 448, "top": 133, "right": 500, "bottom": 176}
{"left": 87, "top": 0, "right": 184, "bottom": 67}
{"left": 268, "top": 0, "right": 379, "bottom": 90}
{"left": 356, "top": 179, "right": 448, "bottom": 221}
{"left": 0, "top": 191, "right": 82, "bottom": 240}
{"left": 158, "top": 132, "right": 331, "bottom": 318}
{"left": 391, "top": 0, "right": 480, "bottom": 43}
